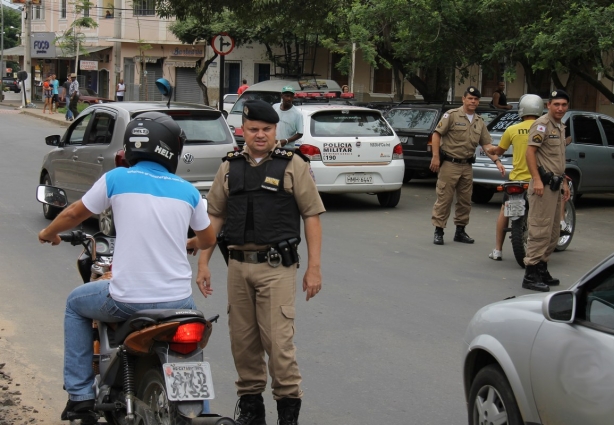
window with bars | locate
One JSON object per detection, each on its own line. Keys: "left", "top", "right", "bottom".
{"left": 61, "top": 0, "right": 67, "bottom": 19}
{"left": 372, "top": 65, "right": 392, "bottom": 94}
{"left": 34, "top": 1, "right": 45, "bottom": 20}
{"left": 133, "top": 0, "right": 156, "bottom": 16}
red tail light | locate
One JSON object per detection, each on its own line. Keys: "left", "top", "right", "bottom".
{"left": 169, "top": 322, "right": 206, "bottom": 354}
{"left": 324, "top": 92, "right": 337, "bottom": 98}
{"left": 393, "top": 143, "right": 403, "bottom": 159}
{"left": 115, "top": 150, "right": 129, "bottom": 168}
{"left": 298, "top": 144, "right": 322, "bottom": 161}
{"left": 340, "top": 93, "right": 355, "bottom": 99}
{"left": 295, "top": 92, "right": 308, "bottom": 98}
{"left": 308, "top": 92, "right": 322, "bottom": 97}
{"left": 505, "top": 185, "right": 526, "bottom": 195}
{"left": 426, "top": 134, "right": 433, "bottom": 152}
{"left": 234, "top": 127, "right": 244, "bottom": 137}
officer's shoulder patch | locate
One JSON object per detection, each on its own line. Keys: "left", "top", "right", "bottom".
{"left": 532, "top": 134, "right": 543, "bottom": 144}
{"left": 536, "top": 124, "right": 547, "bottom": 133}
{"left": 272, "top": 148, "right": 295, "bottom": 160}
{"left": 442, "top": 113, "right": 449, "bottom": 119}
{"left": 222, "top": 151, "right": 243, "bottom": 162}
{"left": 293, "top": 149, "right": 310, "bottom": 163}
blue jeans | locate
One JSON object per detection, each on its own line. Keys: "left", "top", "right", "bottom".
{"left": 64, "top": 280, "right": 196, "bottom": 401}
{"left": 65, "top": 107, "right": 73, "bottom": 120}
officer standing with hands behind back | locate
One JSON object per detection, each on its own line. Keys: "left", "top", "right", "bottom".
{"left": 430, "top": 86, "right": 505, "bottom": 245}
{"left": 197, "top": 100, "right": 325, "bottom": 425}
{"left": 521, "top": 89, "right": 571, "bottom": 292}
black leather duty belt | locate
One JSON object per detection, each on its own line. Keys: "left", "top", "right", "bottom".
{"left": 442, "top": 155, "right": 473, "bottom": 164}
{"left": 229, "top": 250, "right": 269, "bottom": 264}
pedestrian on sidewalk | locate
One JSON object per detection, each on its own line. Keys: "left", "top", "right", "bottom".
{"left": 68, "top": 74, "right": 79, "bottom": 121}
{"left": 51, "top": 74, "right": 60, "bottom": 113}
{"left": 62, "top": 77, "right": 73, "bottom": 121}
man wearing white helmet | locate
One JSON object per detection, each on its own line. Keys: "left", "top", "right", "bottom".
{"left": 486, "top": 94, "right": 543, "bottom": 261}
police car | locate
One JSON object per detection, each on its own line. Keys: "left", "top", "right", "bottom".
{"left": 294, "top": 104, "right": 405, "bottom": 207}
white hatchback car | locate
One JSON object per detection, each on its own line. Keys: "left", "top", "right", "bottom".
{"left": 295, "top": 104, "right": 405, "bottom": 207}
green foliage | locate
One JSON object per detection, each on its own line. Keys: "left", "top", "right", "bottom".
{"left": 1, "top": 5, "right": 21, "bottom": 49}
{"left": 55, "top": 0, "right": 99, "bottom": 57}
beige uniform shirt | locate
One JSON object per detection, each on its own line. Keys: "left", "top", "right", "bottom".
{"left": 208, "top": 145, "right": 325, "bottom": 245}
{"left": 435, "top": 107, "right": 492, "bottom": 159}
{"left": 527, "top": 114, "right": 566, "bottom": 175}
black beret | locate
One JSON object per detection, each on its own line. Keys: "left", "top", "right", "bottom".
{"left": 242, "top": 100, "right": 279, "bottom": 124}
{"left": 549, "top": 89, "right": 570, "bottom": 102}
{"left": 465, "top": 86, "right": 482, "bottom": 98}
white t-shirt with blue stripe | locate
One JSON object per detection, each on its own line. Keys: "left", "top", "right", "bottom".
{"left": 82, "top": 161, "right": 210, "bottom": 303}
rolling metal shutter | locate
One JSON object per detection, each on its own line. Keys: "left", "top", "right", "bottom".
{"left": 175, "top": 67, "right": 203, "bottom": 103}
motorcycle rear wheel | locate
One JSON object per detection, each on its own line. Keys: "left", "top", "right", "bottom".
{"left": 510, "top": 215, "right": 528, "bottom": 269}
{"left": 137, "top": 369, "right": 190, "bottom": 425}
{"left": 555, "top": 199, "right": 576, "bottom": 252}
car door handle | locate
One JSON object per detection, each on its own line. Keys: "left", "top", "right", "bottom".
{"left": 97, "top": 156, "right": 104, "bottom": 162}
{"left": 579, "top": 152, "right": 585, "bottom": 158}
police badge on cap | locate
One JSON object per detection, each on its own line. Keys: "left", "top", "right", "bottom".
{"left": 465, "top": 86, "right": 482, "bottom": 98}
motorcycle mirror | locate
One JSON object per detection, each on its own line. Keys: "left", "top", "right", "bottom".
{"left": 36, "top": 185, "right": 68, "bottom": 208}
{"left": 155, "top": 78, "right": 173, "bottom": 109}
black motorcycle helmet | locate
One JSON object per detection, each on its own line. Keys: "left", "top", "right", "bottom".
{"left": 123, "top": 111, "right": 186, "bottom": 174}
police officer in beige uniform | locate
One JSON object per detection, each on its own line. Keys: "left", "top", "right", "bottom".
{"left": 197, "top": 100, "right": 324, "bottom": 425}
{"left": 522, "top": 89, "right": 571, "bottom": 292}
{"left": 430, "top": 86, "right": 505, "bottom": 245}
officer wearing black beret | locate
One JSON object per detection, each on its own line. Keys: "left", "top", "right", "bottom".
{"left": 429, "top": 86, "right": 504, "bottom": 245}
{"left": 522, "top": 89, "right": 570, "bottom": 292}
{"left": 197, "top": 98, "right": 325, "bottom": 424}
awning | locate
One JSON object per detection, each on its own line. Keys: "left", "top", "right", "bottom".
{"left": 1, "top": 45, "right": 25, "bottom": 59}
{"left": 0, "top": 45, "right": 111, "bottom": 60}
{"left": 164, "top": 57, "right": 199, "bottom": 68}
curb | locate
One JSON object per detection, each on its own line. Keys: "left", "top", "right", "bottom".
{"left": 21, "top": 110, "right": 71, "bottom": 127}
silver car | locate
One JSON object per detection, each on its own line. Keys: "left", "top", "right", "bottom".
{"left": 472, "top": 110, "right": 614, "bottom": 203}
{"left": 40, "top": 102, "right": 237, "bottom": 234}
{"left": 463, "top": 253, "right": 614, "bottom": 424}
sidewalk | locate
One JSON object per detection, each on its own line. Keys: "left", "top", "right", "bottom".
{"left": 1, "top": 91, "right": 71, "bottom": 127}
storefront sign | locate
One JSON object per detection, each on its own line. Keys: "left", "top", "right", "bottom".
{"left": 170, "top": 46, "right": 205, "bottom": 57}
{"left": 80, "top": 60, "right": 99, "bottom": 71}
{"left": 165, "top": 60, "right": 197, "bottom": 68}
{"left": 133, "top": 56, "right": 160, "bottom": 63}
{"left": 31, "top": 32, "right": 57, "bottom": 58}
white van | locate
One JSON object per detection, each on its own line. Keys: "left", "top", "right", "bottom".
{"left": 225, "top": 78, "right": 343, "bottom": 144}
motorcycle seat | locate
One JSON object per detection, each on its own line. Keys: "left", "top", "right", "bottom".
{"left": 110, "top": 309, "right": 205, "bottom": 345}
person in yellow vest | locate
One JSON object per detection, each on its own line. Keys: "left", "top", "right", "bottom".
{"left": 486, "top": 94, "right": 543, "bottom": 261}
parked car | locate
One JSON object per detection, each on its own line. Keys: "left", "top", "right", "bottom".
{"left": 2, "top": 77, "right": 21, "bottom": 93}
{"left": 472, "top": 109, "right": 614, "bottom": 203}
{"left": 217, "top": 93, "right": 238, "bottom": 116}
{"left": 294, "top": 104, "right": 405, "bottom": 207}
{"left": 58, "top": 87, "right": 114, "bottom": 107}
{"left": 463, "top": 252, "right": 614, "bottom": 425}
{"left": 226, "top": 78, "right": 343, "bottom": 145}
{"left": 384, "top": 102, "right": 501, "bottom": 182}
{"left": 40, "top": 102, "right": 237, "bottom": 234}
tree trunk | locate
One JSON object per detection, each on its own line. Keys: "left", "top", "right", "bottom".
{"left": 571, "top": 66, "right": 614, "bottom": 103}
{"left": 197, "top": 53, "right": 218, "bottom": 106}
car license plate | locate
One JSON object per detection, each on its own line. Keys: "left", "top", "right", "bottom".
{"left": 163, "top": 362, "right": 215, "bottom": 401}
{"left": 346, "top": 174, "right": 373, "bottom": 184}
{"left": 504, "top": 198, "right": 525, "bottom": 217}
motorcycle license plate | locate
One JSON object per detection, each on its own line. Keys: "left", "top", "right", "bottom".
{"left": 504, "top": 198, "right": 525, "bottom": 217}
{"left": 163, "top": 362, "right": 215, "bottom": 401}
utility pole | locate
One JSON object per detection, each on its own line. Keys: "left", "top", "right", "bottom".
{"left": 1, "top": 1, "right": 5, "bottom": 102}
{"left": 23, "top": 0, "right": 32, "bottom": 107}
{"left": 113, "top": 0, "right": 121, "bottom": 100}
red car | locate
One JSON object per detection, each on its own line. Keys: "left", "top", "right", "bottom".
{"left": 58, "top": 87, "right": 114, "bottom": 106}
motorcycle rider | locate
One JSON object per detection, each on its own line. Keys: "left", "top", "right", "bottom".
{"left": 486, "top": 94, "right": 542, "bottom": 260}
{"left": 38, "top": 112, "right": 217, "bottom": 423}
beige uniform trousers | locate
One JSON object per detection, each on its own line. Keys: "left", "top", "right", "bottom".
{"left": 227, "top": 258, "right": 302, "bottom": 400}
{"left": 524, "top": 183, "right": 561, "bottom": 266}
{"left": 431, "top": 161, "right": 473, "bottom": 228}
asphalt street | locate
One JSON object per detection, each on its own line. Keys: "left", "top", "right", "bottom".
{"left": 1, "top": 105, "right": 614, "bottom": 424}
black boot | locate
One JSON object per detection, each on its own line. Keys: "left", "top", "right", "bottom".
{"left": 537, "top": 261, "right": 560, "bottom": 286}
{"left": 235, "top": 394, "right": 267, "bottom": 425}
{"left": 433, "top": 227, "right": 444, "bottom": 245}
{"left": 522, "top": 265, "right": 550, "bottom": 292}
{"left": 453, "top": 226, "right": 474, "bottom": 244}
{"left": 60, "top": 399, "right": 96, "bottom": 423}
{"left": 277, "top": 398, "right": 301, "bottom": 425}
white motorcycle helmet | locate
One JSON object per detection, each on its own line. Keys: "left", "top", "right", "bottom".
{"left": 518, "top": 94, "right": 543, "bottom": 118}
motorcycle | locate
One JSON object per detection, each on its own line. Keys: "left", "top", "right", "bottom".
{"left": 36, "top": 185, "right": 235, "bottom": 425}
{"left": 499, "top": 180, "right": 576, "bottom": 268}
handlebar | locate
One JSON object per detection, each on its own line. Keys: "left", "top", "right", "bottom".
{"left": 58, "top": 230, "right": 96, "bottom": 258}
{"left": 206, "top": 315, "right": 220, "bottom": 323}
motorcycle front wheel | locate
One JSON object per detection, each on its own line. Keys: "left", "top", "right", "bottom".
{"left": 555, "top": 199, "right": 576, "bottom": 252}
{"left": 138, "top": 369, "right": 190, "bottom": 425}
{"left": 510, "top": 214, "right": 528, "bottom": 269}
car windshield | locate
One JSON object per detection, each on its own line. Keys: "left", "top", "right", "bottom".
{"left": 230, "top": 91, "right": 282, "bottom": 113}
{"left": 488, "top": 111, "right": 521, "bottom": 132}
{"left": 310, "top": 110, "right": 394, "bottom": 137}
{"left": 385, "top": 108, "right": 438, "bottom": 131}
{"left": 157, "top": 111, "right": 230, "bottom": 145}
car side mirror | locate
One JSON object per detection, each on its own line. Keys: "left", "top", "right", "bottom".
{"left": 221, "top": 110, "right": 228, "bottom": 119}
{"left": 45, "top": 135, "right": 61, "bottom": 146}
{"left": 542, "top": 290, "right": 576, "bottom": 323}
{"left": 36, "top": 185, "right": 68, "bottom": 208}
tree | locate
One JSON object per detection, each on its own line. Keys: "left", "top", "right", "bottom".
{"left": 54, "top": 0, "right": 98, "bottom": 67}
{"left": 1, "top": 5, "right": 22, "bottom": 71}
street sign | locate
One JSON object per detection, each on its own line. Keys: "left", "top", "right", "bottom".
{"left": 211, "top": 34, "right": 235, "bottom": 56}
